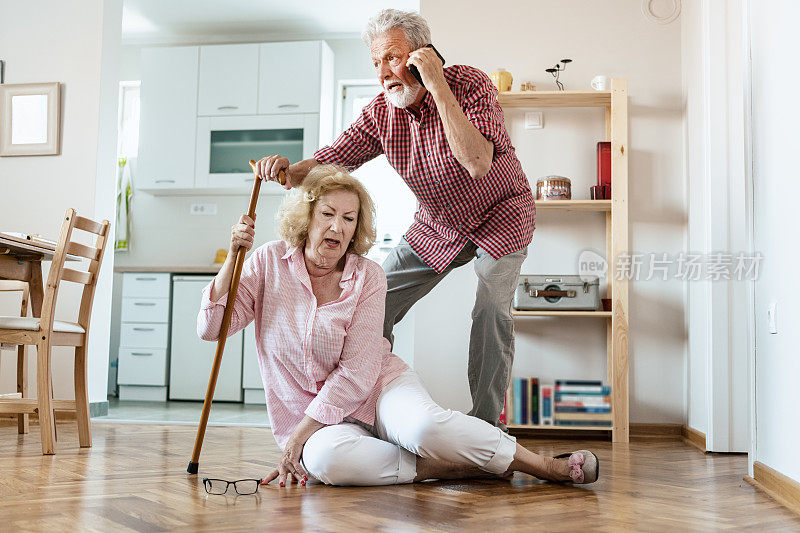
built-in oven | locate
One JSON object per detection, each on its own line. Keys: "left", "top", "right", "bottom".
{"left": 195, "top": 113, "right": 319, "bottom": 193}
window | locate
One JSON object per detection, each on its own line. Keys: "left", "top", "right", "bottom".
{"left": 117, "top": 81, "right": 140, "bottom": 159}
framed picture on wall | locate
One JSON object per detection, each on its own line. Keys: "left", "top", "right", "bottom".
{"left": 0, "top": 82, "right": 61, "bottom": 156}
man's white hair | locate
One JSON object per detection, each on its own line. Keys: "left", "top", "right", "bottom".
{"left": 361, "top": 8, "right": 431, "bottom": 50}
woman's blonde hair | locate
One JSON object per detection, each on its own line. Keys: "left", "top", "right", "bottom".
{"left": 276, "top": 164, "right": 377, "bottom": 256}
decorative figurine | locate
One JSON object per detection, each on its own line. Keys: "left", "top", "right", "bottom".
{"left": 545, "top": 59, "right": 572, "bottom": 91}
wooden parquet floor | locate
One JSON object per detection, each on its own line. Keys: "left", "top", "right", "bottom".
{"left": 1, "top": 422, "right": 798, "bottom": 532}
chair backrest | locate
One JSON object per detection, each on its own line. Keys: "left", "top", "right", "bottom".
{"left": 39, "top": 208, "right": 110, "bottom": 336}
{"left": 0, "top": 281, "right": 30, "bottom": 318}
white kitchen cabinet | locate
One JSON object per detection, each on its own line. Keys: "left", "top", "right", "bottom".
{"left": 242, "top": 323, "right": 265, "bottom": 404}
{"left": 169, "top": 276, "right": 243, "bottom": 402}
{"left": 258, "top": 41, "right": 333, "bottom": 116}
{"left": 118, "top": 273, "right": 171, "bottom": 401}
{"left": 195, "top": 113, "right": 319, "bottom": 192}
{"left": 198, "top": 44, "right": 259, "bottom": 116}
{"left": 137, "top": 47, "right": 199, "bottom": 190}
{"left": 118, "top": 348, "right": 168, "bottom": 387}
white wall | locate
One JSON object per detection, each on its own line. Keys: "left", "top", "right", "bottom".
{"left": 0, "top": 0, "right": 121, "bottom": 405}
{"left": 750, "top": 0, "right": 800, "bottom": 483}
{"left": 417, "top": 0, "right": 685, "bottom": 421}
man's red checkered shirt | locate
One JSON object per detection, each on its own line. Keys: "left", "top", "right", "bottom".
{"left": 314, "top": 64, "right": 535, "bottom": 273}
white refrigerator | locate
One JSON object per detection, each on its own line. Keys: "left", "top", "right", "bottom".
{"left": 169, "top": 275, "right": 243, "bottom": 401}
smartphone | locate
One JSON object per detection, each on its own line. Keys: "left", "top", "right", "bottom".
{"left": 409, "top": 44, "right": 446, "bottom": 87}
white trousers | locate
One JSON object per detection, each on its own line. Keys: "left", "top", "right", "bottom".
{"left": 300, "top": 371, "right": 518, "bottom": 486}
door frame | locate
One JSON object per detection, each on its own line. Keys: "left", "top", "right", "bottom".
{"left": 741, "top": 0, "right": 758, "bottom": 475}
{"left": 334, "top": 78, "right": 381, "bottom": 136}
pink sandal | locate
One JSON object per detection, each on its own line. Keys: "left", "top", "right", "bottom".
{"left": 553, "top": 450, "right": 599, "bottom": 484}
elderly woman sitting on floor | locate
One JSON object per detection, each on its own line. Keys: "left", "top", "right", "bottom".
{"left": 197, "top": 164, "right": 598, "bottom": 487}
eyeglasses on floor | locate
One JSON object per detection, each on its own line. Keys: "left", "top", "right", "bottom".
{"left": 202, "top": 477, "right": 262, "bottom": 495}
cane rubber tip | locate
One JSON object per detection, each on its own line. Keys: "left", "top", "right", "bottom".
{"left": 187, "top": 461, "right": 199, "bottom": 475}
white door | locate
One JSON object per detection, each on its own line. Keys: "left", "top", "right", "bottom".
{"left": 137, "top": 46, "right": 199, "bottom": 190}
{"left": 338, "top": 83, "right": 417, "bottom": 261}
{"left": 198, "top": 44, "right": 259, "bottom": 116}
{"left": 169, "top": 276, "right": 243, "bottom": 401}
{"left": 258, "top": 41, "right": 322, "bottom": 114}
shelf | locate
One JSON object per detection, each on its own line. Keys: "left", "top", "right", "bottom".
{"left": 508, "top": 424, "right": 611, "bottom": 431}
{"left": 513, "top": 310, "right": 611, "bottom": 318}
{"left": 498, "top": 90, "right": 611, "bottom": 108}
{"left": 535, "top": 200, "right": 611, "bottom": 211}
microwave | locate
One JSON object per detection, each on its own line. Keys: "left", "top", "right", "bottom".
{"left": 195, "top": 113, "right": 320, "bottom": 193}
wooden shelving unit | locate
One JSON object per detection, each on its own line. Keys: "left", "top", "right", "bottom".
{"left": 533, "top": 199, "right": 611, "bottom": 212}
{"left": 513, "top": 310, "right": 612, "bottom": 318}
{"left": 499, "top": 80, "right": 629, "bottom": 443}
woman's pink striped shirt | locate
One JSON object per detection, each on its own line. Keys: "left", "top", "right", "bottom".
{"left": 197, "top": 240, "right": 409, "bottom": 449}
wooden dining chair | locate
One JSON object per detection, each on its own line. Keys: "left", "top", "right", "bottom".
{"left": 0, "top": 208, "right": 110, "bottom": 454}
{"left": 0, "top": 280, "right": 31, "bottom": 434}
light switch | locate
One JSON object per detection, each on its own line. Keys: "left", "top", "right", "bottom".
{"left": 768, "top": 301, "right": 778, "bottom": 334}
{"left": 525, "top": 111, "right": 543, "bottom": 130}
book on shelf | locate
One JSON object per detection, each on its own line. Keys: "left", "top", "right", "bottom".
{"left": 554, "top": 385, "right": 611, "bottom": 394}
{"left": 503, "top": 379, "right": 611, "bottom": 427}
{"left": 554, "top": 394, "right": 611, "bottom": 404}
{"left": 554, "top": 406, "right": 611, "bottom": 413}
{"left": 553, "top": 420, "right": 613, "bottom": 427}
{"left": 555, "top": 380, "right": 603, "bottom": 386}
{"left": 528, "top": 378, "right": 539, "bottom": 425}
{"left": 513, "top": 378, "right": 523, "bottom": 425}
{"left": 540, "top": 384, "right": 553, "bottom": 425}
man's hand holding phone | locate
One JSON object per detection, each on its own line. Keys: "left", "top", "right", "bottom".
{"left": 407, "top": 44, "right": 446, "bottom": 93}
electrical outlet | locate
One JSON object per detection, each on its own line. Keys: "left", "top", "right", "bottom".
{"left": 525, "top": 111, "right": 543, "bottom": 129}
{"left": 189, "top": 203, "right": 217, "bottom": 216}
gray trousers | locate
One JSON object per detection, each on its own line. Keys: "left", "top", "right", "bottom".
{"left": 382, "top": 239, "right": 527, "bottom": 426}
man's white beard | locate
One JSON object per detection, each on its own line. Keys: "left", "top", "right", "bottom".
{"left": 384, "top": 81, "right": 423, "bottom": 109}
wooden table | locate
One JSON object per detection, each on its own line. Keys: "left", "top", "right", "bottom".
{"left": 0, "top": 233, "right": 56, "bottom": 318}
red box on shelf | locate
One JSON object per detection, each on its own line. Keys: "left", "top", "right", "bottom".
{"left": 597, "top": 141, "right": 611, "bottom": 188}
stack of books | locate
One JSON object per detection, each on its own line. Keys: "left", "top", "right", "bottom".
{"left": 499, "top": 378, "right": 554, "bottom": 426}
{"left": 553, "top": 380, "right": 611, "bottom": 427}
{"left": 500, "top": 377, "right": 538, "bottom": 426}
{"left": 500, "top": 378, "right": 612, "bottom": 427}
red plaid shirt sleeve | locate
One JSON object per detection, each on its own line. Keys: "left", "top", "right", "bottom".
{"left": 460, "top": 70, "right": 512, "bottom": 160}
{"left": 314, "top": 107, "right": 384, "bottom": 170}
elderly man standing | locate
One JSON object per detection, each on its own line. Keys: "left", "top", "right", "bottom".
{"left": 255, "top": 8, "right": 535, "bottom": 428}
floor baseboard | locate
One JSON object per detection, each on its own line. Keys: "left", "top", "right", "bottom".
{"left": 745, "top": 461, "right": 800, "bottom": 517}
{"left": 681, "top": 425, "right": 707, "bottom": 452}
{"left": 630, "top": 423, "right": 683, "bottom": 438}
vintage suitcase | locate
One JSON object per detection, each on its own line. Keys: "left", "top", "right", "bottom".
{"left": 514, "top": 275, "right": 600, "bottom": 311}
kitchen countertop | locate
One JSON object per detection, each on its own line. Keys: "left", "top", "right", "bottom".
{"left": 114, "top": 265, "right": 223, "bottom": 274}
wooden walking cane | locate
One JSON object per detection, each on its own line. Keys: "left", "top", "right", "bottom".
{"left": 187, "top": 160, "right": 286, "bottom": 475}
